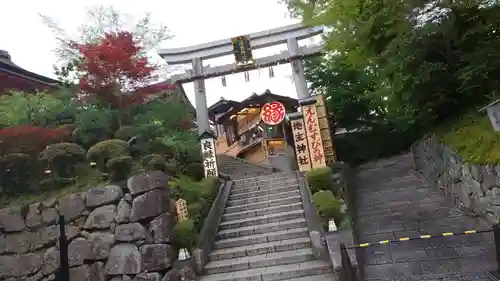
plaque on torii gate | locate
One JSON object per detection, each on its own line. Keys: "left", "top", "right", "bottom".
{"left": 158, "top": 23, "right": 325, "bottom": 176}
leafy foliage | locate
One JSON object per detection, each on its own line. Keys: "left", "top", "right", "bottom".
{"left": 283, "top": 0, "right": 500, "bottom": 165}
{"left": 438, "top": 112, "right": 500, "bottom": 164}
{"left": 0, "top": 126, "right": 71, "bottom": 156}
{"left": 312, "top": 190, "right": 343, "bottom": 229}
{"left": 86, "top": 139, "right": 129, "bottom": 171}
{"left": 306, "top": 167, "right": 334, "bottom": 195}
{"left": 173, "top": 218, "right": 196, "bottom": 249}
{"left": 40, "top": 5, "right": 173, "bottom": 82}
{"left": 40, "top": 142, "right": 86, "bottom": 178}
{"left": 77, "top": 31, "right": 157, "bottom": 113}
{"left": 0, "top": 91, "right": 71, "bottom": 128}
{"left": 0, "top": 153, "right": 37, "bottom": 196}
{"left": 106, "top": 156, "right": 133, "bottom": 181}
{"left": 141, "top": 153, "right": 167, "bottom": 171}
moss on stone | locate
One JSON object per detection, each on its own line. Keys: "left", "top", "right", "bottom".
{"left": 436, "top": 112, "right": 500, "bottom": 164}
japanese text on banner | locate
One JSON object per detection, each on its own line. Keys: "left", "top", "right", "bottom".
{"left": 291, "top": 118, "right": 311, "bottom": 172}
{"left": 303, "top": 104, "right": 326, "bottom": 168}
{"left": 201, "top": 138, "right": 218, "bottom": 177}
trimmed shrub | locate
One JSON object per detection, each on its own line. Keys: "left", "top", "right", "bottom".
{"left": 148, "top": 138, "right": 177, "bottom": 160}
{"left": 87, "top": 139, "right": 129, "bottom": 171}
{"left": 164, "top": 159, "right": 178, "bottom": 176}
{"left": 40, "top": 142, "right": 86, "bottom": 178}
{"left": 141, "top": 153, "right": 167, "bottom": 171}
{"left": 114, "top": 126, "right": 135, "bottom": 141}
{"left": 173, "top": 218, "right": 197, "bottom": 249}
{"left": 188, "top": 201, "right": 208, "bottom": 232}
{"left": 306, "top": 167, "right": 334, "bottom": 195}
{"left": 106, "top": 156, "right": 133, "bottom": 182}
{"left": 0, "top": 153, "right": 37, "bottom": 195}
{"left": 184, "top": 162, "right": 205, "bottom": 181}
{"left": 57, "top": 124, "right": 75, "bottom": 132}
{"left": 312, "top": 190, "right": 343, "bottom": 230}
{"left": 200, "top": 176, "right": 219, "bottom": 203}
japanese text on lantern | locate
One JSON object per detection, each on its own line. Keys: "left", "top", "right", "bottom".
{"left": 260, "top": 101, "right": 286, "bottom": 126}
{"left": 201, "top": 138, "right": 218, "bottom": 177}
{"left": 291, "top": 118, "right": 312, "bottom": 172}
{"left": 303, "top": 104, "right": 326, "bottom": 168}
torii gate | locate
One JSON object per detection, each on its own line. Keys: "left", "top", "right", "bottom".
{"left": 158, "top": 23, "right": 325, "bottom": 176}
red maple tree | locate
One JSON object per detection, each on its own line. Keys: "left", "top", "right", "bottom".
{"left": 0, "top": 126, "right": 72, "bottom": 156}
{"left": 77, "top": 31, "right": 158, "bottom": 110}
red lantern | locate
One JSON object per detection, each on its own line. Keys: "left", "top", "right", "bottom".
{"left": 260, "top": 101, "right": 286, "bottom": 125}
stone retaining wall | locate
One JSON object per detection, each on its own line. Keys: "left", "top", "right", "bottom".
{"left": 413, "top": 135, "right": 500, "bottom": 225}
{"left": 0, "top": 171, "right": 183, "bottom": 281}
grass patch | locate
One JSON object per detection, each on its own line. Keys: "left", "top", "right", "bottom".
{"left": 0, "top": 167, "right": 106, "bottom": 209}
{"left": 436, "top": 111, "right": 500, "bottom": 164}
{"left": 0, "top": 159, "right": 150, "bottom": 209}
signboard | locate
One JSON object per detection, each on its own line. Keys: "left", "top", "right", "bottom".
{"left": 175, "top": 199, "right": 188, "bottom": 221}
{"left": 303, "top": 103, "right": 326, "bottom": 168}
{"left": 315, "top": 94, "right": 336, "bottom": 163}
{"left": 231, "top": 35, "right": 254, "bottom": 66}
{"left": 260, "top": 101, "right": 286, "bottom": 125}
{"left": 290, "top": 118, "right": 312, "bottom": 172}
{"left": 201, "top": 137, "right": 218, "bottom": 177}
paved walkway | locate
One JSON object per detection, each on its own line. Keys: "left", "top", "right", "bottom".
{"left": 353, "top": 153, "right": 497, "bottom": 281}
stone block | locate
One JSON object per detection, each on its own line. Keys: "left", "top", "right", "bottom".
{"left": 86, "top": 185, "right": 123, "bottom": 208}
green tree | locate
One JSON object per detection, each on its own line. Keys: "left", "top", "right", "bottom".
{"left": 0, "top": 90, "right": 74, "bottom": 128}
{"left": 40, "top": 5, "right": 173, "bottom": 83}
{"left": 283, "top": 0, "right": 500, "bottom": 163}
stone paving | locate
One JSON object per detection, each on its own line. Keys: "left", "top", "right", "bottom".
{"left": 354, "top": 153, "right": 498, "bottom": 281}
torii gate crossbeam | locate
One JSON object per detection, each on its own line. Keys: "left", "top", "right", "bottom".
{"left": 158, "top": 23, "right": 324, "bottom": 136}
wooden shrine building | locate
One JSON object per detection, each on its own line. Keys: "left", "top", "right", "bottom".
{"left": 209, "top": 90, "right": 299, "bottom": 171}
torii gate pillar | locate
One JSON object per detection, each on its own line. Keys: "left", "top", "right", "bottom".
{"left": 191, "top": 57, "right": 210, "bottom": 135}
{"left": 287, "top": 38, "right": 309, "bottom": 100}
{"left": 159, "top": 23, "right": 324, "bottom": 136}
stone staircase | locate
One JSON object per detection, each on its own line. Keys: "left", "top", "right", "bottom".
{"left": 199, "top": 171, "right": 334, "bottom": 281}
{"left": 217, "top": 155, "right": 275, "bottom": 179}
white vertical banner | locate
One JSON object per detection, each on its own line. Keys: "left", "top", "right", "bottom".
{"left": 200, "top": 137, "right": 218, "bottom": 177}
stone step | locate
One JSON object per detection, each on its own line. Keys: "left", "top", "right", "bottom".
{"left": 213, "top": 227, "right": 309, "bottom": 250}
{"left": 231, "top": 179, "right": 299, "bottom": 195}
{"left": 204, "top": 248, "right": 315, "bottom": 275}
{"left": 229, "top": 184, "right": 299, "bottom": 201}
{"left": 209, "top": 236, "right": 312, "bottom": 261}
{"left": 198, "top": 260, "right": 332, "bottom": 281}
{"left": 227, "top": 190, "right": 300, "bottom": 207}
{"left": 287, "top": 274, "right": 336, "bottom": 281}
{"left": 222, "top": 202, "right": 304, "bottom": 222}
{"left": 216, "top": 218, "right": 307, "bottom": 240}
{"left": 225, "top": 196, "right": 302, "bottom": 214}
{"left": 233, "top": 174, "right": 297, "bottom": 187}
{"left": 222, "top": 168, "right": 272, "bottom": 175}
{"left": 219, "top": 209, "right": 306, "bottom": 231}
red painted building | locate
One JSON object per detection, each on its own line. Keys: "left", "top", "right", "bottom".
{"left": 0, "top": 50, "right": 59, "bottom": 93}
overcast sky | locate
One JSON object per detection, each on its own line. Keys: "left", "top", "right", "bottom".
{"left": 0, "top": 0, "right": 320, "bottom": 107}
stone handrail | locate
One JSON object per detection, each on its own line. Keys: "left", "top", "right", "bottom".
{"left": 296, "top": 171, "right": 328, "bottom": 260}
{"left": 325, "top": 162, "right": 362, "bottom": 279}
{"left": 192, "top": 174, "right": 233, "bottom": 275}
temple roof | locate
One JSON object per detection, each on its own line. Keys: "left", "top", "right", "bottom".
{"left": 0, "top": 50, "right": 59, "bottom": 93}
{"left": 215, "top": 89, "right": 298, "bottom": 123}
{"left": 208, "top": 97, "right": 240, "bottom": 120}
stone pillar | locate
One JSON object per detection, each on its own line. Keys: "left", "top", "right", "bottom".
{"left": 192, "top": 57, "right": 211, "bottom": 135}
{"left": 287, "top": 38, "right": 309, "bottom": 100}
